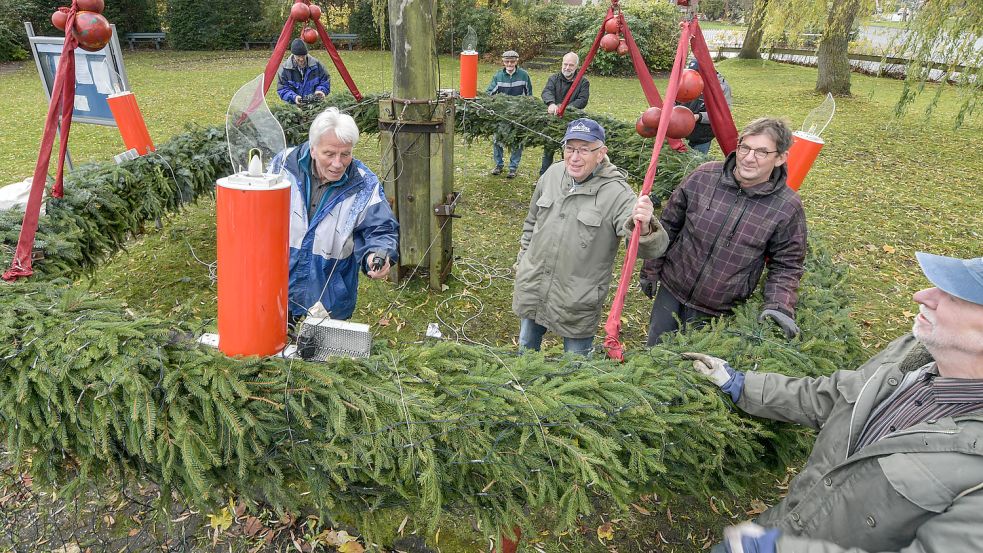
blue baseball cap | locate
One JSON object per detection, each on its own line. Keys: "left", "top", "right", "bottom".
{"left": 563, "top": 118, "right": 605, "bottom": 143}
{"left": 687, "top": 59, "right": 699, "bottom": 70}
{"left": 916, "top": 252, "right": 983, "bottom": 305}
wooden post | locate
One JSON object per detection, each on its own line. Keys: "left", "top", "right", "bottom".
{"left": 380, "top": 0, "right": 455, "bottom": 290}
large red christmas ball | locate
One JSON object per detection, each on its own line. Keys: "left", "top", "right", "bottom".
{"left": 616, "top": 40, "right": 628, "bottom": 56}
{"left": 77, "top": 0, "right": 105, "bottom": 14}
{"left": 666, "top": 105, "right": 697, "bottom": 139}
{"left": 308, "top": 4, "right": 322, "bottom": 20}
{"left": 635, "top": 118, "right": 658, "bottom": 138}
{"left": 51, "top": 7, "right": 70, "bottom": 32}
{"left": 600, "top": 33, "right": 620, "bottom": 53}
{"left": 302, "top": 27, "right": 318, "bottom": 44}
{"left": 676, "top": 69, "right": 704, "bottom": 102}
{"left": 72, "top": 12, "right": 112, "bottom": 52}
{"left": 603, "top": 17, "right": 620, "bottom": 35}
{"left": 640, "top": 106, "right": 662, "bottom": 129}
{"left": 290, "top": 3, "right": 311, "bottom": 22}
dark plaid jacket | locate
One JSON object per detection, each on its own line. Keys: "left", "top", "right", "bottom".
{"left": 640, "top": 154, "right": 807, "bottom": 316}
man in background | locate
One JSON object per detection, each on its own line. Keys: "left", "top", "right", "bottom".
{"left": 539, "top": 52, "right": 590, "bottom": 176}
{"left": 487, "top": 50, "right": 533, "bottom": 179}
{"left": 277, "top": 38, "right": 331, "bottom": 106}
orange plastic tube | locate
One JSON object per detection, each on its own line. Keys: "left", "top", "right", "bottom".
{"left": 106, "top": 91, "right": 155, "bottom": 155}
{"left": 216, "top": 180, "right": 290, "bottom": 357}
{"left": 785, "top": 131, "right": 824, "bottom": 191}
{"left": 460, "top": 52, "right": 478, "bottom": 99}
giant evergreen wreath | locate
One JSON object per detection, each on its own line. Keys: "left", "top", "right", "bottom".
{"left": 0, "top": 93, "right": 863, "bottom": 541}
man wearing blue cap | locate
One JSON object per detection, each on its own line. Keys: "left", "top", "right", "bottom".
{"left": 512, "top": 118, "right": 669, "bottom": 355}
{"left": 686, "top": 252, "right": 983, "bottom": 553}
{"left": 277, "top": 38, "right": 331, "bottom": 106}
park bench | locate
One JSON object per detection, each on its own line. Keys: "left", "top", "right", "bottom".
{"left": 243, "top": 38, "right": 277, "bottom": 50}
{"left": 328, "top": 33, "right": 358, "bottom": 50}
{"left": 124, "top": 32, "right": 165, "bottom": 51}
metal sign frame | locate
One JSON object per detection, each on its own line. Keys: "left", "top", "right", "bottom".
{"left": 24, "top": 21, "right": 129, "bottom": 127}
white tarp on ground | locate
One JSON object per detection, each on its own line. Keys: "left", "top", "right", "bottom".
{"left": 0, "top": 178, "right": 46, "bottom": 215}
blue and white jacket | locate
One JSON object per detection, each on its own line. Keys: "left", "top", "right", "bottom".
{"left": 271, "top": 143, "right": 399, "bottom": 319}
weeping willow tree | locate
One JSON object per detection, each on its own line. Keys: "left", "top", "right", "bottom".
{"left": 894, "top": 0, "right": 982, "bottom": 128}
{"left": 760, "top": 0, "right": 873, "bottom": 95}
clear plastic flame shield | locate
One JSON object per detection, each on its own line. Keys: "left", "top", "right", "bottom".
{"left": 462, "top": 26, "right": 477, "bottom": 54}
{"left": 226, "top": 74, "right": 286, "bottom": 175}
{"left": 800, "top": 93, "right": 835, "bottom": 138}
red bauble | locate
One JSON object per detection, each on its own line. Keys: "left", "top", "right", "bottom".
{"left": 290, "top": 3, "right": 311, "bottom": 21}
{"left": 600, "top": 33, "right": 620, "bottom": 53}
{"left": 302, "top": 27, "right": 318, "bottom": 44}
{"left": 640, "top": 106, "right": 662, "bottom": 129}
{"left": 603, "top": 17, "right": 620, "bottom": 35}
{"left": 308, "top": 4, "right": 322, "bottom": 20}
{"left": 635, "top": 118, "right": 658, "bottom": 138}
{"left": 77, "top": 0, "right": 105, "bottom": 14}
{"left": 51, "top": 7, "right": 70, "bottom": 32}
{"left": 72, "top": 12, "right": 112, "bottom": 52}
{"left": 676, "top": 69, "right": 704, "bottom": 102}
{"left": 666, "top": 105, "right": 697, "bottom": 139}
{"left": 616, "top": 40, "right": 628, "bottom": 56}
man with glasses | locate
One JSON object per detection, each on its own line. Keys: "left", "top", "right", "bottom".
{"left": 640, "top": 118, "right": 807, "bottom": 345}
{"left": 487, "top": 50, "right": 533, "bottom": 179}
{"left": 513, "top": 118, "right": 668, "bottom": 355}
{"left": 539, "top": 52, "right": 590, "bottom": 176}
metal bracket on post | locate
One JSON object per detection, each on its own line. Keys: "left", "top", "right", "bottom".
{"left": 433, "top": 192, "right": 461, "bottom": 221}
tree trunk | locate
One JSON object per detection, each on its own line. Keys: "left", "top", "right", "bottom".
{"left": 738, "top": 0, "right": 769, "bottom": 60}
{"left": 815, "top": 0, "right": 861, "bottom": 95}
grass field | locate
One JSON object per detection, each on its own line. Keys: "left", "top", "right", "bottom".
{"left": 0, "top": 48, "right": 980, "bottom": 550}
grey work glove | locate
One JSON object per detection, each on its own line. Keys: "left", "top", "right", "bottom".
{"left": 759, "top": 308, "right": 800, "bottom": 339}
{"left": 681, "top": 352, "right": 733, "bottom": 387}
{"left": 640, "top": 278, "right": 655, "bottom": 299}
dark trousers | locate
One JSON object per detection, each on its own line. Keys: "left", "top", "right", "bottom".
{"left": 646, "top": 283, "right": 713, "bottom": 346}
{"left": 539, "top": 147, "right": 557, "bottom": 176}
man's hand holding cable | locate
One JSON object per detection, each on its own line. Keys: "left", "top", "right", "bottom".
{"left": 366, "top": 253, "right": 391, "bottom": 280}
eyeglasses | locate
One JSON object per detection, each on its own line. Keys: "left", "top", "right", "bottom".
{"left": 563, "top": 144, "right": 603, "bottom": 157}
{"left": 736, "top": 144, "right": 779, "bottom": 160}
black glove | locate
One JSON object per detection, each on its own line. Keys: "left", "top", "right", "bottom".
{"left": 640, "top": 278, "right": 656, "bottom": 299}
{"left": 648, "top": 192, "right": 662, "bottom": 211}
{"left": 759, "top": 308, "right": 800, "bottom": 339}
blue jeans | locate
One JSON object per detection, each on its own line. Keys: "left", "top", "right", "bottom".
{"left": 493, "top": 139, "right": 523, "bottom": 171}
{"left": 518, "top": 319, "right": 594, "bottom": 356}
{"left": 539, "top": 146, "right": 557, "bottom": 176}
{"left": 690, "top": 141, "right": 711, "bottom": 154}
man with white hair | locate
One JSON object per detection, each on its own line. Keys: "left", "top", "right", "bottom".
{"left": 271, "top": 107, "right": 398, "bottom": 321}
{"left": 513, "top": 118, "right": 668, "bottom": 355}
{"left": 540, "top": 52, "right": 590, "bottom": 176}
{"left": 687, "top": 252, "right": 983, "bottom": 553}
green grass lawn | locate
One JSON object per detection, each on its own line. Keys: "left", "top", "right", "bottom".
{"left": 0, "top": 48, "right": 980, "bottom": 551}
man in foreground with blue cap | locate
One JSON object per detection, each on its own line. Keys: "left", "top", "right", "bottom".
{"left": 512, "top": 118, "right": 668, "bottom": 355}
{"left": 688, "top": 251, "right": 983, "bottom": 553}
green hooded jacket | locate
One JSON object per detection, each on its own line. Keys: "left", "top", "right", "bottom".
{"left": 512, "top": 159, "right": 668, "bottom": 338}
{"left": 740, "top": 334, "right": 983, "bottom": 552}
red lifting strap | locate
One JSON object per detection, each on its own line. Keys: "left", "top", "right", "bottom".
{"left": 3, "top": 5, "right": 80, "bottom": 281}
{"left": 556, "top": 8, "right": 685, "bottom": 152}
{"left": 603, "top": 20, "right": 693, "bottom": 360}
{"left": 689, "top": 20, "right": 737, "bottom": 155}
{"left": 261, "top": 11, "right": 362, "bottom": 101}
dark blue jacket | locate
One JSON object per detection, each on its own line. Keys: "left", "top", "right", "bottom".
{"left": 277, "top": 55, "right": 331, "bottom": 104}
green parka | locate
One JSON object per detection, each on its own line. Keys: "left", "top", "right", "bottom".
{"left": 512, "top": 159, "right": 668, "bottom": 338}
{"left": 740, "top": 334, "right": 983, "bottom": 552}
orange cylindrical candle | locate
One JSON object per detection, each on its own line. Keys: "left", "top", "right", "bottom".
{"left": 216, "top": 175, "right": 290, "bottom": 356}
